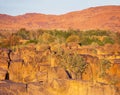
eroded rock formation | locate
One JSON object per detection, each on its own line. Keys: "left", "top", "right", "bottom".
{"left": 0, "top": 44, "right": 120, "bottom": 95}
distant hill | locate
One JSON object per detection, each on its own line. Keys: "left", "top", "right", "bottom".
{"left": 0, "top": 5, "right": 120, "bottom": 32}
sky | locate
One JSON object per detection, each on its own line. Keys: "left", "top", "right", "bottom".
{"left": 0, "top": 0, "right": 120, "bottom": 16}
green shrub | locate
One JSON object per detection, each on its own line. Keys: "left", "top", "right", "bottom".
{"left": 66, "top": 35, "right": 80, "bottom": 43}
{"left": 25, "top": 40, "right": 38, "bottom": 44}
{"left": 49, "top": 29, "right": 72, "bottom": 40}
{"left": 16, "top": 28, "right": 30, "bottom": 40}
{"left": 84, "top": 30, "right": 109, "bottom": 36}
{"left": 103, "top": 37, "right": 114, "bottom": 44}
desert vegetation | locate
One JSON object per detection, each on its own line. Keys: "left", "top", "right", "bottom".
{"left": 0, "top": 28, "right": 119, "bottom": 48}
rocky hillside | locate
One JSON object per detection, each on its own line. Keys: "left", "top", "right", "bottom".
{"left": 0, "top": 43, "right": 120, "bottom": 95}
{"left": 0, "top": 6, "right": 120, "bottom": 32}
{"left": 0, "top": 30, "right": 120, "bottom": 94}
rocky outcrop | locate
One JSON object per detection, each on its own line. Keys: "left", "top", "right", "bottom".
{"left": 0, "top": 44, "right": 120, "bottom": 95}
{"left": 3, "top": 47, "right": 68, "bottom": 83}
{"left": 0, "top": 80, "right": 27, "bottom": 95}
{"left": 0, "top": 68, "right": 7, "bottom": 80}
{"left": 0, "top": 48, "right": 9, "bottom": 80}
{"left": 49, "top": 79, "right": 119, "bottom": 95}
{"left": 0, "top": 80, "right": 119, "bottom": 95}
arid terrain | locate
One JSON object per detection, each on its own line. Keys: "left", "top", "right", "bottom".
{"left": 0, "top": 6, "right": 120, "bottom": 32}
{"left": 0, "top": 5, "right": 120, "bottom": 95}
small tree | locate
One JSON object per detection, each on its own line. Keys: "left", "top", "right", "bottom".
{"left": 0, "top": 34, "right": 20, "bottom": 48}
{"left": 17, "top": 28, "right": 30, "bottom": 40}
{"left": 71, "top": 54, "right": 88, "bottom": 79}
{"left": 56, "top": 50, "right": 88, "bottom": 80}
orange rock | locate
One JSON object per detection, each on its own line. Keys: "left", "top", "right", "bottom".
{"left": 0, "top": 6, "right": 120, "bottom": 32}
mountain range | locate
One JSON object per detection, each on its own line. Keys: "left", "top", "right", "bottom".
{"left": 0, "top": 5, "right": 120, "bottom": 32}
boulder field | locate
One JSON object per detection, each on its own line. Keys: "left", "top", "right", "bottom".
{"left": 0, "top": 44, "right": 120, "bottom": 95}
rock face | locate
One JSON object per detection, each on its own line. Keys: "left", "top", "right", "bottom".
{"left": 0, "top": 44, "right": 120, "bottom": 95}
{"left": 0, "top": 68, "right": 7, "bottom": 80}
{"left": 0, "top": 80, "right": 119, "bottom": 95}
{"left": 8, "top": 48, "right": 69, "bottom": 83}
{"left": 0, "top": 49, "right": 9, "bottom": 80}
{"left": 0, "top": 6, "right": 120, "bottom": 32}
{"left": 49, "top": 79, "right": 117, "bottom": 95}
{"left": 0, "top": 80, "right": 27, "bottom": 95}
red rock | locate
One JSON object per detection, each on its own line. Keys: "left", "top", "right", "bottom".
{"left": 0, "top": 6, "right": 120, "bottom": 32}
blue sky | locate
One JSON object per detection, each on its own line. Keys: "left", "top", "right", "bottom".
{"left": 0, "top": 0, "right": 120, "bottom": 16}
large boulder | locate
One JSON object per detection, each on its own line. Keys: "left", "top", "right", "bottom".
{"left": 47, "top": 67, "right": 69, "bottom": 83}
{"left": 0, "top": 60, "right": 8, "bottom": 80}
{"left": 0, "top": 48, "right": 9, "bottom": 80}
{"left": 0, "top": 80, "right": 27, "bottom": 95}
{"left": 0, "top": 68, "right": 7, "bottom": 80}
{"left": 9, "top": 61, "right": 37, "bottom": 83}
